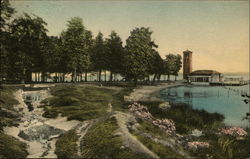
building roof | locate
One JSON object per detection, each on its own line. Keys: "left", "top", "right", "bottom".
{"left": 183, "top": 49, "right": 192, "bottom": 53}
{"left": 189, "top": 70, "right": 221, "bottom": 76}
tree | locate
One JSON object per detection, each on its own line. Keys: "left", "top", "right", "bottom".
{"left": 150, "top": 51, "right": 164, "bottom": 84}
{"left": 106, "top": 31, "right": 123, "bottom": 81}
{"left": 0, "top": 0, "right": 15, "bottom": 82}
{"left": 164, "top": 54, "right": 176, "bottom": 81}
{"left": 172, "top": 54, "right": 182, "bottom": 81}
{"left": 8, "top": 13, "right": 48, "bottom": 83}
{"left": 91, "top": 32, "right": 108, "bottom": 82}
{"left": 123, "top": 27, "right": 157, "bottom": 86}
{"left": 60, "top": 17, "right": 92, "bottom": 83}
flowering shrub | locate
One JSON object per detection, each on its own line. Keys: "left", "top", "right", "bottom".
{"left": 128, "top": 103, "right": 176, "bottom": 133}
{"left": 128, "top": 103, "right": 153, "bottom": 120}
{"left": 219, "top": 127, "right": 247, "bottom": 137}
{"left": 187, "top": 141, "right": 210, "bottom": 150}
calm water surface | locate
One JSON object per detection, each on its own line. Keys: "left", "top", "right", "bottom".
{"left": 160, "top": 85, "right": 250, "bottom": 127}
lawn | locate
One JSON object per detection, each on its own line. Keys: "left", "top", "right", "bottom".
{"left": 0, "top": 86, "right": 28, "bottom": 158}
{"left": 41, "top": 84, "right": 134, "bottom": 120}
{"left": 80, "top": 116, "right": 143, "bottom": 158}
{"left": 41, "top": 85, "right": 114, "bottom": 120}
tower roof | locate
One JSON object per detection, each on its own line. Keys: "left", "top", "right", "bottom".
{"left": 183, "top": 49, "right": 192, "bottom": 53}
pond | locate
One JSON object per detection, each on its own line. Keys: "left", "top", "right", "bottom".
{"left": 160, "top": 85, "right": 250, "bottom": 127}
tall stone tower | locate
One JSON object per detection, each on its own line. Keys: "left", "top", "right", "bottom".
{"left": 183, "top": 50, "right": 192, "bottom": 80}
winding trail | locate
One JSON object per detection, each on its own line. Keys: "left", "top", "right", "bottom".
{"left": 75, "top": 120, "right": 93, "bottom": 157}
{"left": 113, "top": 111, "right": 160, "bottom": 159}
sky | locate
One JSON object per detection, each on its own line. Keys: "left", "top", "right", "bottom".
{"left": 10, "top": 0, "right": 249, "bottom": 73}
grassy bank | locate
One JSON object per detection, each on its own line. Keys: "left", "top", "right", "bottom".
{"left": 141, "top": 101, "right": 224, "bottom": 134}
{"left": 55, "top": 130, "right": 79, "bottom": 158}
{"left": 0, "top": 86, "right": 28, "bottom": 158}
{"left": 42, "top": 85, "right": 133, "bottom": 120}
{"left": 0, "top": 87, "right": 20, "bottom": 130}
{"left": 81, "top": 116, "right": 142, "bottom": 158}
{"left": 135, "top": 135, "right": 184, "bottom": 159}
{"left": 139, "top": 101, "right": 250, "bottom": 159}
{"left": 42, "top": 85, "right": 114, "bottom": 120}
{"left": 0, "top": 132, "right": 28, "bottom": 158}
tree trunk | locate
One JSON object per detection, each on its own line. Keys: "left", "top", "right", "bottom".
{"left": 104, "top": 71, "right": 106, "bottom": 82}
{"left": 85, "top": 70, "right": 87, "bottom": 82}
{"left": 175, "top": 75, "right": 177, "bottom": 81}
{"left": 167, "top": 74, "right": 170, "bottom": 81}
{"left": 25, "top": 69, "right": 32, "bottom": 83}
{"left": 35, "top": 72, "right": 37, "bottom": 82}
{"left": 72, "top": 68, "right": 76, "bottom": 83}
{"left": 55, "top": 72, "right": 58, "bottom": 82}
{"left": 151, "top": 74, "right": 157, "bottom": 85}
{"left": 134, "top": 78, "right": 138, "bottom": 86}
{"left": 109, "top": 71, "right": 113, "bottom": 82}
{"left": 158, "top": 74, "right": 161, "bottom": 82}
{"left": 62, "top": 73, "right": 65, "bottom": 82}
{"left": 37, "top": 72, "right": 40, "bottom": 83}
{"left": 98, "top": 69, "right": 101, "bottom": 82}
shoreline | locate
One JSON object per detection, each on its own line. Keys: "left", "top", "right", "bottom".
{"left": 129, "top": 81, "right": 185, "bottom": 102}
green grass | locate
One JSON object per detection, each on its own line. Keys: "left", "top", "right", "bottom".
{"left": 141, "top": 101, "right": 224, "bottom": 134}
{"left": 81, "top": 116, "right": 143, "bottom": 158}
{"left": 0, "top": 86, "right": 28, "bottom": 158}
{"left": 136, "top": 118, "right": 170, "bottom": 139}
{"left": 0, "top": 86, "right": 20, "bottom": 130}
{"left": 42, "top": 85, "right": 114, "bottom": 120}
{"left": 190, "top": 133, "right": 250, "bottom": 159}
{"left": 42, "top": 85, "right": 134, "bottom": 120}
{"left": 111, "top": 87, "right": 134, "bottom": 111}
{"left": 136, "top": 135, "right": 184, "bottom": 159}
{"left": 55, "top": 129, "right": 79, "bottom": 158}
{"left": 0, "top": 132, "right": 28, "bottom": 158}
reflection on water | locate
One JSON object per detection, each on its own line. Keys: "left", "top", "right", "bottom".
{"left": 160, "top": 85, "right": 250, "bottom": 127}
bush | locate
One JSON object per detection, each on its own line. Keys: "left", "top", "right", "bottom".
{"left": 0, "top": 132, "right": 28, "bottom": 158}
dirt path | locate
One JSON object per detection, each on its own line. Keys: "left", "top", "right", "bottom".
{"left": 75, "top": 120, "right": 94, "bottom": 157}
{"left": 129, "top": 81, "right": 184, "bottom": 102}
{"left": 113, "top": 111, "right": 160, "bottom": 159}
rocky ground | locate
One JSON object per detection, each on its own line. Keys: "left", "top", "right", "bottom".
{"left": 3, "top": 83, "right": 189, "bottom": 158}
{"left": 3, "top": 89, "right": 79, "bottom": 158}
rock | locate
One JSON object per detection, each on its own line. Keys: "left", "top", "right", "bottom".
{"left": 124, "top": 95, "right": 134, "bottom": 102}
{"left": 120, "top": 146, "right": 125, "bottom": 149}
{"left": 191, "top": 129, "right": 203, "bottom": 137}
{"left": 23, "top": 121, "right": 29, "bottom": 127}
{"left": 158, "top": 102, "right": 171, "bottom": 110}
{"left": 18, "top": 124, "right": 65, "bottom": 141}
{"left": 113, "top": 132, "right": 123, "bottom": 137}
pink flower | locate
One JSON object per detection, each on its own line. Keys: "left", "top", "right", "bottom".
{"left": 219, "top": 127, "right": 247, "bottom": 137}
{"left": 128, "top": 103, "right": 176, "bottom": 133}
{"left": 187, "top": 141, "right": 210, "bottom": 150}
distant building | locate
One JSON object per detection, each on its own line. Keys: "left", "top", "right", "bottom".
{"left": 188, "top": 70, "right": 222, "bottom": 85}
{"left": 224, "top": 77, "right": 244, "bottom": 85}
{"left": 183, "top": 50, "right": 192, "bottom": 80}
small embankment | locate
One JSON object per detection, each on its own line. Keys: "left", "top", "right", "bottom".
{"left": 3, "top": 87, "right": 79, "bottom": 158}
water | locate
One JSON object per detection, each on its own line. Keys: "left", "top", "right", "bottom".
{"left": 160, "top": 85, "right": 250, "bottom": 127}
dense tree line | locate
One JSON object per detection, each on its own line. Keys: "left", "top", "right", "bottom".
{"left": 0, "top": 0, "right": 182, "bottom": 85}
